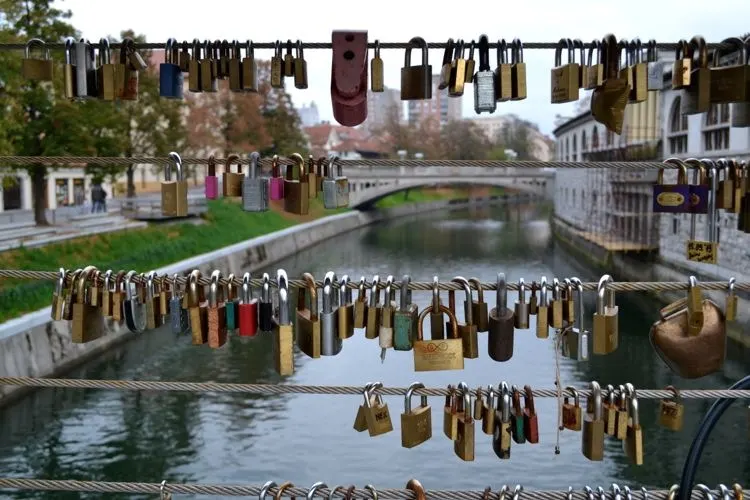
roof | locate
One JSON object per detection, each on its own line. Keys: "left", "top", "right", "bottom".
{"left": 303, "top": 124, "right": 386, "bottom": 155}
{"left": 552, "top": 109, "right": 593, "bottom": 137}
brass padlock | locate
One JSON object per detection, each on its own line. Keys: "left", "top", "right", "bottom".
{"left": 161, "top": 152, "right": 188, "bottom": 217}
{"left": 241, "top": 40, "right": 258, "bottom": 92}
{"left": 293, "top": 40, "right": 308, "bottom": 89}
{"left": 22, "top": 38, "right": 54, "bottom": 81}
{"left": 400, "top": 37, "right": 432, "bottom": 100}
{"left": 222, "top": 154, "right": 244, "bottom": 197}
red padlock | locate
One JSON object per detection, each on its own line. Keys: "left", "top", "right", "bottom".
{"left": 238, "top": 272, "right": 258, "bottom": 337}
{"left": 331, "top": 30, "right": 369, "bottom": 127}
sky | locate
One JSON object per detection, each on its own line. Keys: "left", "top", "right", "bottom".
{"left": 61, "top": 0, "right": 750, "bottom": 136}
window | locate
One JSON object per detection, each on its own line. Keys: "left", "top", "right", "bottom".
{"left": 572, "top": 189, "right": 576, "bottom": 206}
{"left": 572, "top": 134, "right": 578, "bottom": 161}
{"left": 592, "top": 126, "right": 599, "bottom": 149}
{"left": 702, "top": 103, "right": 731, "bottom": 151}
{"left": 606, "top": 130, "right": 613, "bottom": 146}
{"left": 581, "top": 190, "right": 586, "bottom": 208}
{"left": 668, "top": 97, "right": 688, "bottom": 155}
{"left": 581, "top": 130, "right": 588, "bottom": 152}
{"left": 565, "top": 137, "right": 570, "bottom": 161}
{"left": 672, "top": 217, "right": 679, "bottom": 234}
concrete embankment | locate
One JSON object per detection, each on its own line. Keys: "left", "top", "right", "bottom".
{"left": 0, "top": 195, "right": 533, "bottom": 407}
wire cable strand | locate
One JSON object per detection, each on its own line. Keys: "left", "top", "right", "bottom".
{"left": 1, "top": 377, "right": 748, "bottom": 399}
{"left": 0, "top": 478, "right": 745, "bottom": 499}
{"left": 2, "top": 270, "right": 746, "bottom": 293}
{"left": 0, "top": 40, "right": 731, "bottom": 50}
{"left": 0, "top": 156, "right": 679, "bottom": 170}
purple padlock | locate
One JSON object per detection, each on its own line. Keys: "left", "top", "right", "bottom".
{"left": 687, "top": 159, "right": 709, "bottom": 214}
{"left": 652, "top": 160, "right": 690, "bottom": 213}
{"left": 269, "top": 154, "right": 285, "bottom": 201}
{"left": 205, "top": 156, "right": 219, "bottom": 200}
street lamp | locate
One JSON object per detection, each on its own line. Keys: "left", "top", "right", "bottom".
{"left": 414, "top": 152, "right": 424, "bottom": 159}
{"left": 397, "top": 150, "right": 407, "bottom": 161}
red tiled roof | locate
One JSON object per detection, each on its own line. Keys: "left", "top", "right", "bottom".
{"left": 304, "top": 124, "right": 333, "bottom": 148}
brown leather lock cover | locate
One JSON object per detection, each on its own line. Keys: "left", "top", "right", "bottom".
{"left": 331, "top": 30, "right": 368, "bottom": 127}
{"left": 649, "top": 299, "right": 726, "bottom": 379}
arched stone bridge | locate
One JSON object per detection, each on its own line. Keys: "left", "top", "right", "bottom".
{"left": 342, "top": 165, "right": 555, "bottom": 209}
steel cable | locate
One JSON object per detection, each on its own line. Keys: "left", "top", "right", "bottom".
{"left": 0, "top": 377, "right": 748, "bottom": 399}
{"left": 0, "top": 270, "right": 745, "bottom": 293}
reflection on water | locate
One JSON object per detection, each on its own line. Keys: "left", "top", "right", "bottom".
{"left": 0, "top": 204, "right": 747, "bottom": 499}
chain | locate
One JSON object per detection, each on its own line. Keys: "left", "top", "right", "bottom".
{"left": 0, "top": 156, "right": 680, "bottom": 170}
{"left": 1, "top": 269, "right": 744, "bottom": 293}
{"left": 1, "top": 377, "right": 748, "bottom": 399}
{"left": 0, "top": 478, "right": 745, "bottom": 499}
{"left": 0, "top": 40, "right": 730, "bottom": 51}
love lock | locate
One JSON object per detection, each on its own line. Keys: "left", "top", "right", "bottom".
{"left": 331, "top": 30, "right": 369, "bottom": 127}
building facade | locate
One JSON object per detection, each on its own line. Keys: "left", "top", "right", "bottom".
{"left": 469, "top": 115, "right": 554, "bottom": 161}
{"left": 658, "top": 84, "right": 750, "bottom": 280}
{"left": 1, "top": 167, "right": 96, "bottom": 212}
{"left": 365, "top": 88, "right": 402, "bottom": 133}
{"left": 297, "top": 101, "right": 321, "bottom": 128}
{"left": 407, "top": 75, "right": 462, "bottom": 127}
{"left": 552, "top": 92, "right": 663, "bottom": 251}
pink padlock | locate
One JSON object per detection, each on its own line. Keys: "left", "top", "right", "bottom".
{"left": 205, "top": 155, "right": 219, "bottom": 199}
{"left": 269, "top": 154, "right": 285, "bottom": 201}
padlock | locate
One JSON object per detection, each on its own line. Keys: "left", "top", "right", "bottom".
{"left": 161, "top": 152, "right": 188, "bottom": 217}
{"left": 592, "top": 274, "right": 619, "bottom": 355}
{"left": 466, "top": 277, "right": 488, "bottom": 332}
{"left": 672, "top": 39, "right": 691, "bottom": 89}
{"left": 242, "top": 152, "right": 269, "bottom": 211}
{"left": 270, "top": 40, "right": 284, "bottom": 88}
{"left": 591, "top": 34, "right": 630, "bottom": 135}
{"left": 627, "top": 38, "right": 648, "bottom": 103}
{"left": 514, "top": 278, "right": 530, "bottom": 329}
{"left": 217, "top": 40, "right": 230, "bottom": 79}
{"left": 322, "top": 155, "right": 349, "bottom": 208}
{"left": 652, "top": 160, "right": 691, "bottom": 213}
{"left": 449, "top": 277, "right": 478, "bottom": 359}
{"left": 393, "top": 274, "right": 418, "bottom": 351}
{"left": 227, "top": 40, "right": 243, "bottom": 91}
{"left": 709, "top": 37, "right": 748, "bottom": 103}
{"left": 207, "top": 270, "right": 227, "bottom": 349}
{"left": 222, "top": 154, "right": 244, "bottom": 197}
{"left": 160, "top": 38, "right": 184, "bottom": 99}
{"left": 283, "top": 39, "right": 295, "bottom": 77}
{"left": 123, "top": 271, "right": 148, "bottom": 333}
{"left": 97, "top": 38, "right": 117, "bottom": 101}
{"left": 645, "top": 39, "right": 665, "bottom": 91}
{"left": 188, "top": 39, "right": 202, "bottom": 93}
{"left": 371, "top": 40, "right": 384, "bottom": 92}
{"left": 573, "top": 39, "right": 588, "bottom": 90}
{"left": 145, "top": 271, "right": 162, "bottom": 330}
{"left": 464, "top": 40, "right": 476, "bottom": 83}
{"left": 283, "top": 153, "right": 309, "bottom": 215}
{"left": 258, "top": 273, "right": 274, "bottom": 332}
{"left": 269, "top": 154, "right": 285, "bottom": 201}
{"left": 551, "top": 38, "right": 579, "bottom": 103}
{"left": 536, "top": 276, "right": 550, "bottom": 338}
{"left": 120, "top": 37, "right": 140, "bottom": 101}
{"left": 401, "top": 382, "right": 432, "bottom": 448}
{"left": 473, "top": 35, "right": 496, "bottom": 114}
{"left": 205, "top": 155, "right": 219, "bottom": 200}
{"left": 63, "top": 38, "right": 77, "bottom": 100}
{"left": 510, "top": 38, "right": 527, "bottom": 100}
{"left": 560, "top": 277, "right": 590, "bottom": 361}
{"left": 200, "top": 40, "right": 218, "bottom": 93}
{"left": 71, "top": 266, "right": 105, "bottom": 343}
{"left": 363, "top": 383, "right": 394, "bottom": 437}
{"left": 488, "top": 273, "right": 515, "bottom": 362}
{"left": 296, "top": 273, "right": 321, "bottom": 359}
{"left": 454, "top": 386, "right": 475, "bottom": 461}
{"left": 178, "top": 40, "right": 191, "bottom": 72}
{"left": 22, "top": 38, "right": 54, "bottom": 81}
{"left": 413, "top": 300, "right": 464, "bottom": 372}
{"left": 73, "top": 38, "right": 95, "bottom": 99}
{"left": 238, "top": 272, "right": 258, "bottom": 337}
{"left": 680, "top": 36, "right": 711, "bottom": 115}
{"left": 169, "top": 274, "right": 190, "bottom": 335}
{"left": 224, "top": 273, "right": 239, "bottom": 333}
{"left": 400, "top": 37, "right": 432, "bottom": 100}
{"left": 241, "top": 40, "right": 258, "bottom": 92}
{"left": 320, "top": 271, "right": 342, "bottom": 356}
{"left": 337, "top": 275, "right": 355, "bottom": 340}
{"left": 582, "top": 381, "right": 605, "bottom": 461}
{"left": 438, "top": 38, "right": 455, "bottom": 90}
{"left": 495, "top": 39, "right": 513, "bottom": 102}
{"left": 448, "top": 39, "right": 467, "bottom": 97}
{"left": 584, "top": 39, "right": 604, "bottom": 90}
{"left": 492, "top": 384, "right": 513, "bottom": 459}
{"left": 293, "top": 39, "right": 308, "bottom": 89}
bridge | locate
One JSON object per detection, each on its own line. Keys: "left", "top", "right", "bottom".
{"left": 340, "top": 165, "right": 555, "bottom": 209}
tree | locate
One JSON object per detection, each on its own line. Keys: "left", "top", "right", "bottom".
{"left": 0, "top": 0, "right": 81, "bottom": 225}
{"left": 440, "top": 120, "right": 492, "bottom": 160}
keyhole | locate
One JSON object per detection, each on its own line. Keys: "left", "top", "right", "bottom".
{"left": 344, "top": 50, "right": 355, "bottom": 60}
{"left": 345, "top": 34, "right": 354, "bottom": 42}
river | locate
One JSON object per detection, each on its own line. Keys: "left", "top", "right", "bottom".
{"left": 0, "top": 205, "right": 747, "bottom": 499}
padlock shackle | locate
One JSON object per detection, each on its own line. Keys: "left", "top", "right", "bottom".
{"left": 624, "top": 383, "right": 639, "bottom": 427}
{"left": 207, "top": 155, "right": 216, "bottom": 177}
{"left": 294, "top": 39, "right": 304, "bottom": 59}
{"left": 712, "top": 37, "right": 746, "bottom": 66}
{"left": 602, "top": 34, "right": 620, "bottom": 78}
{"left": 552, "top": 277, "right": 561, "bottom": 301}
{"left": 703, "top": 160, "right": 717, "bottom": 242}
{"left": 225, "top": 273, "right": 236, "bottom": 301}
{"left": 630, "top": 38, "right": 643, "bottom": 64}
{"left": 356, "top": 276, "right": 366, "bottom": 301}
{"left": 586, "top": 39, "right": 601, "bottom": 67}
{"left": 277, "top": 269, "right": 290, "bottom": 325}
{"left": 339, "top": 275, "right": 351, "bottom": 306}
{"left": 287, "top": 153, "right": 305, "bottom": 180}
{"left": 399, "top": 274, "right": 412, "bottom": 311}
{"left": 662, "top": 158, "right": 689, "bottom": 184}
{"left": 454, "top": 39, "right": 465, "bottom": 61}
{"left": 297, "top": 272, "right": 318, "bottom": 318}
{"left": 327, "top": 155, "right": 342, "bottom": 179}
{"left": 517, "top": 277, "right": 526, "bottom": 303}
{"left": 98, "top": 38, "right": 111, "bottom": 65}
{"left": 496, "top": 272, "right": 507, "bottom": 312}
{"left": 25, "top": 38, "right": 49, "bottom": 59}
{"left": 416, "top": 303, "right": 458, "bottom": 341}
{"left": 261, "top": 272, "right": 271, "bottom": 303}
{"left": 571, "top": 277, "right": 585, "bottom": 334}
{"left": 373, "top": 39, "right": 381, "bottom": 57}
{"left": 76, "top": 265, "right": 97, "bottom": 304}
{"left": 248, "top": 152, "right": 261, "bottom": 178}
{"left": 467, "top": 277, "right": 483, "bottom": 303}
{"left": 119, "top": 37, "right": 135, "bottom": 65}
{"left": 124, "top": 270, "right": 139, "bottom": 302}
{"left": 321, "top": 282, "right": 333, "bottom": 314}
{"left": 477, "top": 35, "right": 491, "bottom": 72}
{"left": 384, "top": 275, "right": 394, "bottom": 304}
{"left": 146, "top": 270, "right": 158, "bottom": 301}
{"left": 244, "top": 40, "right": 255, "bottom": 59}
{"left": 646, "top": 39, "right": 657, "bottom": 63}
{"left": 523, "top": 384, "right": 535, "bottom": 414}
{"left": 572, "top": 39, "right": 584, "bottom": 65}
{"left": 431, "top": 276, "right": 440, "bottom": 310}
{"left": 589, "top": 381, "right": 603, "bottom": 420}
{"left": 191, "top": 38, "right": 202, "bottom": 61}
{"left": 103, "top": 269, "right": 113, "bottom": 292}
{"left": 688, "top": 35, "right": 709, "bottom": 69}
{"left": 164, "top": 38, "right": 179, "bottom": 65}
{"left": 511, "top": 385, "right": 523, "bottom": 414}
{"left": 554, "top": 38, "right": 570, "bottom": 67}
{"left": 539, "top": 276, "right": 548, "bottom": 307}
{"left": 617, "top": 39, "right": 631, "bottom": 68}
{"left": 596, "top": 274, "right": 614, "bottom": 314}
{"left": 241, "top": 272, "right": 253, "bottom": 303}
{"left": 55, "top": 268, "right": 66, "bottom": 294}
{"left": 225, "top": 154, "right": 241, "bottom": 174}
{"left": 322, "top": 271, "right": 338, "bottom": 313}
{"left": 511, "top": 38, "right": 524, "bottom": 64}
{"left": 166, "top": 152, "right": 183, "bottom": 182}
{"left": 404, "top": 36, "right": 428, "bottom": 68}
{"left": 500, "top": 392, "right": 511, "bottom": 422}
{"left": 440, "top": 38, "right": 455, "bottom": 66}
{"left": 404, "top": 381, "right": 425, "bottom": 413}
{"left": 496, "top": 39, "right": 508, "bottom": 66}
{"left": 368, "top": 275, "right": 380, "bottom": 307}
{"left": 451, "top": 276, "right": 473, "bottom": 324}
{"left": 564, "top": 386, "right": 580, "bottom": 406}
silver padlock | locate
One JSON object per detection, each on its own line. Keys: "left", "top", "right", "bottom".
{"left": 646, "top": 39, "right": 665, "bottom": 91}
{"left": 242, "top": 151, "right": 269, "bottom": 212}
{"left": 561, "top": 277, "right": 589, "bottom": 361}
{"left": 124, "top": 271, "right": 147, "bottom": 333}
{"left": 74, "top": 38, "right": 95, "bottom": 99}
{"left": 323, "top": 155, "right": 350, "bottom": 208}
{"left": 473, "top": 35, "right": 496, "bottom": 114}
{"left": 320, "top": 271, "right": 342, "bottom": 356}
{"left": 170, "top": 274, "right": 190, "bottom": 335}
{"left": 379, "top": 275, "right": 395, "bottom": 362}
{"left": 514, "top": 278, "right": 529, "bottom": 329}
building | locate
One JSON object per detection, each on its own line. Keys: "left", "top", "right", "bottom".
{"left": 297, "top": 101, "right": 321, "bottom": 128}
{"left": 365, "top": 87, "right": 402, "bottom": 133}
{"left": 657, "top": 62, "right": 750, "bottom": 280}
{"left": 0, "top": 167, "right": 93, "bottom": 212}
{"left": 552, "top": 91, "right": 663, "bottom": 252}
{"left": 468, "top": 115, "right": 554, "bottom": 161}
{"left": 303, "top": 123, "right": 388, "bottom": 160}
{"left": 407, "top": 75, "right": 462, "bottom": 127}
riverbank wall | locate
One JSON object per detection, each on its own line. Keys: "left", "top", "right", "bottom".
{"left": 552, "top": 216, "right": 750, "bottom": 348}
{"left": 0, "top": 194, "right": 534, "bottom": 406}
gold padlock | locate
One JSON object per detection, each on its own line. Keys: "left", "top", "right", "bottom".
{"left": 161, "top": 152, "right": 188, "bottom": 217}
{"left": 222, "top": 154, "right": 244, "bottom": 197}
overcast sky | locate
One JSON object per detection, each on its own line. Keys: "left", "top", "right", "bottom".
{"left": 62, "top": 0, "right": 749, "bottom": 136}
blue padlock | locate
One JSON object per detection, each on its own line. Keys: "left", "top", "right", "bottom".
{"left": 159, "top": 38, "right": 183, "bottom": 99}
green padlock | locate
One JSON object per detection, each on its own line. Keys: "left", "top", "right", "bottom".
{"left": 225, "top": 273, "right": 239, "bottom": 332}
{"left": 510, "top": 385, "right": 526, "bottom": 444}
{"left": 393, "top": 275, "right": 419, "bottom": 350}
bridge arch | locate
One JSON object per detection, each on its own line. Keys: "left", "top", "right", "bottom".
{"left": 349, "top": 178, "right": 546, "bottom": 210}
